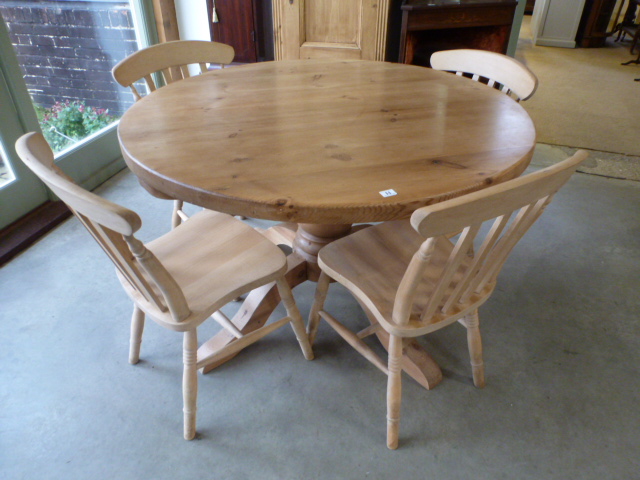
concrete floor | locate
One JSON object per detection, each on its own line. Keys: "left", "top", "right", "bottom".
{"left": 1, "top": 144, "right": 639, "bottom": 479}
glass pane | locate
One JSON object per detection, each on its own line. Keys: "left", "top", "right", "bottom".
{"left": 0, "top": 142, "right": 16, "bottom": 189}
{"left": 0, "top": 0, "right": 140, "bottom": 154}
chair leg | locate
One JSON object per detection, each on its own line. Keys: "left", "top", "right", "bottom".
{"left": 387, "top": 335, "right": 404, "bottom": 450}
{"left": 172, "top": 200, "right": 183, "bottom": 229}
{"left": 307, "top": 271, "right": 331, "bottom": 346}
{"left": 460, "top": 310, "right": 485, "bottom": 388}
{"left": 276, "top": 278, "right": 314, "bottom": 360}
{"left": 129, "top": 306, "right": 145, "bottom": 364}
{"left": 183, "top": 329, "right": 198, "bottom": 440}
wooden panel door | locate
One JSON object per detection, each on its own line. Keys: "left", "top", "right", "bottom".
{"left": 273, "top": 0, "right": 390, "bottom": 60}
{"left": 211, "top": 0, "right": 258, "bottom": 63}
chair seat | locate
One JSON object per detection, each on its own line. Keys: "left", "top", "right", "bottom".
{"left": 119, "top": 210, "right": 286, "bottom": 330}
{"left": 318, "top": 220, "right": 490, "bottom": 336}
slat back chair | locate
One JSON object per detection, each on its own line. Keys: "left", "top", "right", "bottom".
{"left": 112, "top": 40, "right": 235, "bottom": 228}
{"left": 308, "top": 151, "right": 588, "bottom": 449}
{"left": 16, "top": 132, "right": 313, "bottom": 441}
{"left": 112, "top": 40, "right": 235, "bottom": 101}
{"left": 430, "top": 49, "right": 539, "bottom": 101}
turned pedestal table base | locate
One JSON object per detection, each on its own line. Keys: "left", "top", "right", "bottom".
{"left": 196, "top": 222, "right": 443, "bottom": 390}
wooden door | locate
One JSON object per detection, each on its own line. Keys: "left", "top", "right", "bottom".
{"left": 273, "top": 0, "right": 390, "bottom": 61}
{"left": 210, "top": 0, "right": 258, "bottom": 63}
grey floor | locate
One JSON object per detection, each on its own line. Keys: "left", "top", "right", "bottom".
{"left": 1, "top": 144, "right": 639, "bottom": 479}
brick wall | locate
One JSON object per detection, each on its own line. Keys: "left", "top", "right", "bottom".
{"left": 1, "top": 0, "right": 138, "bottom": 116}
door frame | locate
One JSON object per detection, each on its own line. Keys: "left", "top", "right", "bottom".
{"left": 0, "top": 16, "right": 50, "bottom": 228}
{"left": 0, "top": 0, "right": 158, "bottom": 258}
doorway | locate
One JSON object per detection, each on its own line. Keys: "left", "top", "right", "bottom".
{"left": 207, "top": 0, "right": 274, "bottom": 62}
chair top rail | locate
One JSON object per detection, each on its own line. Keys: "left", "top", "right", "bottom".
{"left": 112, "top": 40, "right": 235, "bottom": 89}
{"left": 431, "top": 49, "right": 539, "bottom": 101}
{"left": 16, "top": 133, "right": 141, "bottom": 236}
{"left": 410, "top": 151, "right": 588, "bottom": 239}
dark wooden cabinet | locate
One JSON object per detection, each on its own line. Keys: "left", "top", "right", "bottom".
{"left": 206, "top": 0, "right": 273, "bottom": 63}
{"left": 525, "top": 0, "right": 536, "bottom": 14}
{"left": 398, "top": 0, "right": 518, "bottom": 66}
{"left": 612, "top": 0, "right": 640, "bottom": 63}
{"left": 576, "top": 0, "right": 618, "bottom": 47}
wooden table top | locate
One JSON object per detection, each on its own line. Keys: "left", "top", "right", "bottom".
{"left": 118, "top": 59, "right": 536, "bottom": 224}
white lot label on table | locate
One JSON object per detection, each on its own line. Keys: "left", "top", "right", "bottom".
{"left": 379, "top": 189, "right": 398, "bottom": 197}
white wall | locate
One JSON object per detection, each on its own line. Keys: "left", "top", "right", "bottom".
{"left": 531, "top": 0, "right": 587, "bottom": 48}
{"left": 174, "top": 0, "right": 210, "bottom": 40}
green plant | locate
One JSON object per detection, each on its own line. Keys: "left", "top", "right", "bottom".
{"left": 35, "top": 100, "right": 118, "bottom": 152}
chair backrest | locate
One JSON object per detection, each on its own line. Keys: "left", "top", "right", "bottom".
{"left": 430, "top": 49, "right": 539, "bottom": 101}
{"left": 392, "top": 151, "right": 588, "bottom": 327}
{"left": 112, "top": 40, "right": 235, "bottom": 100}
{"left": 15, "top": 132, "right": 191, "bottom": 323}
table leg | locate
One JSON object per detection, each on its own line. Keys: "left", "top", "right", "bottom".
{"left": 198, "top": 253, "right": 308, "bottom": 373}
{"left": 199, "top": 222, "right": 444, "bottom": 390}
{"left": 198, "top": 223, "right": 351, "bottom": 373}
{"left": 293, "top": 224, "right": 353, "bottom": 281}
{"left": 257, "top": 222, "right": 298, "bottom": 246}
{"left": 198, "top": 223, "right": 352, "bottom": 372}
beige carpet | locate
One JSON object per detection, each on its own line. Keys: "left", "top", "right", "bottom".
{"left": 515, "top": 16, "right": 640, "bottom": 157}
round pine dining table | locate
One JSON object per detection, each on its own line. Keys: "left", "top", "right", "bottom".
{"left": 118, "top": 59, "right": 536, "bottom": 389}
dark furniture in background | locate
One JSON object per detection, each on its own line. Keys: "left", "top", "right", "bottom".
{"left": 204, "top": 0, "right": 520, "bottom": 66}
{"left": 397, "top": 0, "right": 518, "bottom": 67}
{"left": 576, "top": 0, "right": 619, "bottom": 47}
{"left": 612, "top": 0, "right": 640, "bottom": 61}
{"left": 525, "top": 0, "right": 536, "bottom": 14}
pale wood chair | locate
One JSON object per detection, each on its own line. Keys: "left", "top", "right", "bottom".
{"left": 430, "top": 49, "right": 539, "bottom": 102}
{"left": 16, "top": 132, "right": 313, "bottom": 441}
{"left": 112, "top": 40, "right": 235, "bottom": 228}
{"left": 307, "top": 151, "right": 588, "bottom": 449}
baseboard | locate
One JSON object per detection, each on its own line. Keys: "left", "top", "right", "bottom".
{"left": 534, "top": 38, "right": 576, "bottom": 48}
{"left": 0, "top": 200, "right": 71, "bottom": 266}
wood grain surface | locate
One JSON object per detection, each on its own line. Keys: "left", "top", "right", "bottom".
{"left": 118, "top": 59, "right": 536, "bottom": 224}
